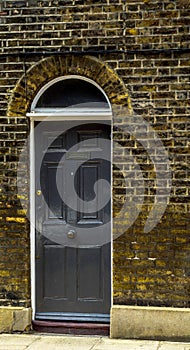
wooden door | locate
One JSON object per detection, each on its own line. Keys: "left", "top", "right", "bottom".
{"left": 35, "top": 121, "right": 111, "bottom": 322}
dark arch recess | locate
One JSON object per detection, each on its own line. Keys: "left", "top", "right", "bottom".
{"left": 35, "top": 78, "right": 109, "bottom": 109}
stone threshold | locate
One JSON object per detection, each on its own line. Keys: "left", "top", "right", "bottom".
{"left": 32, "top": 319, "right": 109, "bottom": 336}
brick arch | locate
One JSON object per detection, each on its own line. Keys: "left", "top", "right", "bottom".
{"left": 7, "top": 55, "right": 132, "bottom": 117}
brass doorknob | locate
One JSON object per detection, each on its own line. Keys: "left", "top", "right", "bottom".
{"left": 67, "top": 230, "right": 76, "bottom": 239}
{"left": 36, "top": 190, "right": 42, "bottom": 196}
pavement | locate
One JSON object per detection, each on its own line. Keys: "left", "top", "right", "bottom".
{"left": 0, "top": 334, "right": 190, "bottom": 350}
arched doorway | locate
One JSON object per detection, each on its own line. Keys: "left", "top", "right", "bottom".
{"left": 8, "top": 55, "right": 131, "bottom": 332}
{"left": 28, "top": 76, "right": 112, "bottom": 323}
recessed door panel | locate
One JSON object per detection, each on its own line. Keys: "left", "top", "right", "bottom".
{"left": 44, "top": 245, "right": 68, "bottom": 299}
{"left": 77, "top": 247, "right": 103, "bottom": 300}
{"left": 78, "top": 162, "right": 101, "bottom": 222}
{"left": 45, "top": 165, "right": 64, "bottom": 219}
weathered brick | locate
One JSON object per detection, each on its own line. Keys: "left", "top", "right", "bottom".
{"left": 0, "top": 0, "right": 189, "bottom": 314}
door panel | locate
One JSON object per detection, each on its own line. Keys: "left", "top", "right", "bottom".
{"left": 77, "top": 247, "right": 103, "bottom": 300}
{"left": 35, "top": 121, "right": 111, "bottom": 322}
{"left": 44, "top": 245, "right": 68, "bottom": 299}
{"left": 78, "top": 162, "right": 102, "bottom": 223}
{"left": 45, "top": 165, "right": 64, "bottom": 219}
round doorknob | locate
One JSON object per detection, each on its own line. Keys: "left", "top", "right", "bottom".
{"left": 67, "top": 230, "right": 76, "bottom": 239}
{"left": 36, "top": 190, "right": 42, "bottom": 196}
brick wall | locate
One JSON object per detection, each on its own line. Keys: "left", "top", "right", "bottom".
{"left": 0, "top": 0, "right": 190, "bottom": 308}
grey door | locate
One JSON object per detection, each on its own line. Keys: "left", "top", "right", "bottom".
{"left": 35, "top": 121, "right": 111, "bottom": 322}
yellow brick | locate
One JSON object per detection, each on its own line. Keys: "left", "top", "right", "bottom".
{"left": 6, "top": 217, "right": 26, "bottom": 223}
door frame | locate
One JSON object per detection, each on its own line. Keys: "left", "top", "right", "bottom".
{"left": 28, "top": 76, "right": 113, "bottom": 321}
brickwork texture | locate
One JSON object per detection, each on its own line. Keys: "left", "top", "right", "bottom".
{"left": 0, "top": 0, "right": 190, "bottom": 309}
